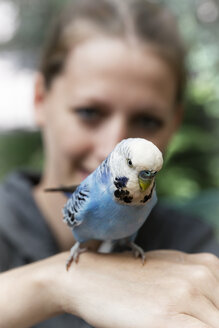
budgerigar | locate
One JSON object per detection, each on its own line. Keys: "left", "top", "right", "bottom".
{"left": 46, "top": 138, "right": 163, "bottom": 269}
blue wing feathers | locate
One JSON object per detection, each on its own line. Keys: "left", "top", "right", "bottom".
{"left": 63, "top": 183, "right": 90, "bottom": 228}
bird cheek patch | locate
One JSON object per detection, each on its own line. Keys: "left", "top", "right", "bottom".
{"left": 114, "top": 176, "right": 129, "bottom": 189}
{"left": 114, "top": 176, "right": 133, "bottom": 203}
{"left": 114, "top": 187, "right": 133, "bottom": 204}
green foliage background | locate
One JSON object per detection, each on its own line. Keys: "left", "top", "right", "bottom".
{"left": 0, "top": 0, "right": 219, "bottom": 233}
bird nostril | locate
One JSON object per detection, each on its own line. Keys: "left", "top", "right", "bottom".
{"left": 139, "top": 170, "right": 151, "bottom": 180}
{"left": 138, "top": 170, "right": 158, "bottom": 179}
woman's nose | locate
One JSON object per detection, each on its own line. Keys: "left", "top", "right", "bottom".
{"left": 95, "top": 115, "right": 128, "bottom": 161}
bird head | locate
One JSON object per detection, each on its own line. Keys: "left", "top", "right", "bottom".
{"left": 109, "top": 138, "right": 163, "bottom": 204}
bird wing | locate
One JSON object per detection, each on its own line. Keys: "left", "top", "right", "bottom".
{"left": 62, "top": 183, "right": 90, "bottom": 229}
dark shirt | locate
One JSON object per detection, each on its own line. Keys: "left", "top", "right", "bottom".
{"left": 0, "top": 171, "right": 219, "bottom": 327}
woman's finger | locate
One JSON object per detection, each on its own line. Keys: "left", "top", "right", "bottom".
{"left": 172, "top": 314, "right": 212, "bottom": 328}
{"left": 186, "top": 295, "right": 219, "bottom": 328}
{"left": 185, "top": 252, "right": 219, "bottom": 280}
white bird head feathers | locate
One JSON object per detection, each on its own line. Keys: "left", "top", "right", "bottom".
{"left": 108, "top": 138, "right": 163, "bottom": 205}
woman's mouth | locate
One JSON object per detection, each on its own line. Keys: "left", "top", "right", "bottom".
{"left": 78, "top": 168, "right": 92, "bottom": 180}
{"left": 76, "top": 163, "right": 101, "bottom": 182}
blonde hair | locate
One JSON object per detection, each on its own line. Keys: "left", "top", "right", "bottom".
{"left": 40, "top": 0, "right": 186, "bottom": 103}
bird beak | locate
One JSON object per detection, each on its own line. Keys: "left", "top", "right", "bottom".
{"left": 138, "top": 170, "right": 157, "bottom": 192}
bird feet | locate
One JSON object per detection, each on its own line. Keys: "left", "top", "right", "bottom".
{"left": 66, "top": 241, "right": 87, "bottom": 270}
{"left": 128, "top": 241, "right": 146, "bottom": 265}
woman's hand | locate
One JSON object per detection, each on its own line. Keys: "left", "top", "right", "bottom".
{"left": 57, "top": 250, "right": 219, "bottom": 328}
{"left": 1, "top": 250, "right": 219, "bottom": 328}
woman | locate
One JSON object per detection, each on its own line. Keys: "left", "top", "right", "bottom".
{"left": 0, "top": 0, "right": 219, "bottom": 327}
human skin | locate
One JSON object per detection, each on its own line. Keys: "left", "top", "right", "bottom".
{"left": 0, "top": 251, "right": 219, "bottom": 328}
{"left": 35, "top": 38, "right": 182, "bottom": 187}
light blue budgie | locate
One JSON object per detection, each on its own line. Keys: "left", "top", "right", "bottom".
{"left": 46, "top": 138, "right": 163, "bottom": 269}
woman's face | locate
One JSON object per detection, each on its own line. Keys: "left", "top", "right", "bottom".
{"left": 35, "top": 38, "right": 182, "bottom": 185}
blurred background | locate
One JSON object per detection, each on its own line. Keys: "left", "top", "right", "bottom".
{"left": 0, "top": 0, "right": 218, "bottom": 236}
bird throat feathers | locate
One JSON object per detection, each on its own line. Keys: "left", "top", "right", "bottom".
{"left": 113, "top": 176, "right": 155, "bottom": 206}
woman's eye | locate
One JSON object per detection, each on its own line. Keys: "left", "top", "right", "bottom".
{"left": 132, "top": 114, "right": 164, "bottom": 132}
{"left": 74, "top": 107, "right": 103, "bottom": 123}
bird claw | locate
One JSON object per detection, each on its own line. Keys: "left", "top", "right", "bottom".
{"left": 129, "top": 241, "right": 146, "bottom": 265}
{"left": 66, "top": 242, "right": 87, "bottom": 270}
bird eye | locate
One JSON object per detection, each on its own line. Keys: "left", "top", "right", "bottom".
{"left": 127, "top": 159, "right": 133, "bottom": 168}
